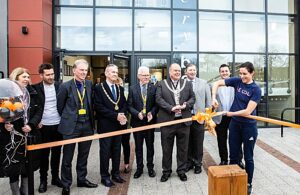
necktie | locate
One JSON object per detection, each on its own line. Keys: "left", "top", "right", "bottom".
{"left": 111, "top": 84, "right": 117, "bottom": 101}
{"left": 77, "top": 82, "right": 83, "bottom": 95}
{"left": 142, "top": 84, "right": 147, "bottom": 98}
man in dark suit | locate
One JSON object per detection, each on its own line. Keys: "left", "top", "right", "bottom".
{"left": 156, "top": 63, "right": 195, "bottom": 182}
{"left": 57, "top": 59, "right": 98, "bottom": 195}
{"left": 127, "top": 66, "right": 157, "bottom": 179}
{"left": 94, "top": 64, "right": 127, "bottom": 187}
{"left": 33, "top": 63, "right": 63, "bottom": 193}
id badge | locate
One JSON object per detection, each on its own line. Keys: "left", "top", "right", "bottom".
{"left": 78, "top": 109, "right": 86, "bottom": 115}
{"left": 142, "top": 108, "right": 146, "bottom": 114}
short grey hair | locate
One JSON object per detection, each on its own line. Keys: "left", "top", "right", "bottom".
{"left": 137, "top": 66, "right": 150, "bottom": 74}
{"left": 105, "top": 64, "right": 118, "bottom": 74}
{"left": 73, "top": 59, "right": 89, "bottom": 69}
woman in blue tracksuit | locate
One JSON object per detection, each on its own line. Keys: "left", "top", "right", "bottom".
{"left": 212, "top": 62, "right": 261, "bottom": 194}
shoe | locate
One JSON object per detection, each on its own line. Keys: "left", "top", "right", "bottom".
{"left": 247, "top": 184, "right": 252, "bottom": 195}
{"left": 178, "top": 173, "right": 187, "bottom": 181}
{"left": 52, "top": 178, "right": 63, "bottom": 188}
{"left": 185, "top": 164, "right": 194, "bottom": 172}
{"left": 112, "top": 175, "right": 126, "bottom": 183}
{"left": 134, "top": 170, "right": 143, "bottom": 179}
{"left": 148, "top": 169, "right": 156, "bottom": 177}
{"left": 219, "top": 161, "right": 228, "bottom": 165}
{"left": 123, "top": 167, "right": 130, "bottom": 174}
{"left": 101, "top": 178, "right": 115, "bottom": 187}
{"left": 238, "top": 161, "right": 245, "bottom": 169}
{"left": 77, "top": 180, "right": 98, "bottom": 188}
{"left": 62, "top": 187, "right": 70, "bottom": 195}
{"left": 38, "top": 181, "right": 47, "bottom": 193}
{"left": 194, "top": 166, "right": 202, "bottom": 174}
{"left": 160, "top": 173, "right": 171, "bottom": 182}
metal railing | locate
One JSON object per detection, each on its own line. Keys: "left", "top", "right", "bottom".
{"left": 280, "top": 107, "right": 300, "bottom": 137}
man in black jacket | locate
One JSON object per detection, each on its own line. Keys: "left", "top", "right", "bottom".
{"left": 127, "top": 66, "right": 157, "bottom": 179}
{"left": 94, "top": 64, "right": 127, "bottom": 187}
{"left": 33, "top": 63, "right": 63, "bottom": 193}
{"left": 57, "top": 59, "right": 97, "bottom": 195}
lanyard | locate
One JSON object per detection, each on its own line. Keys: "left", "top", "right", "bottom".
{"left": 74, "top": 79, "right": 86, "bottom": 108}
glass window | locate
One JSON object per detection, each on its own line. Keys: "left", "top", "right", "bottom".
{"left": 96, "top": 0, "right": 132, "bottom": 6}
{"left": 172, "top": 53, "right": 197, "bottom": 71}
{"left": 96, "top": 9, "right": 132, "bottom": 51}
{"left": 234, "top": 0, "right": 264, "bottom": 12}
{"left": 173, "top": 0, "right": 197, "bottom": 9}
{"left": 56, "top": 8, "right": 93, "bottom": 51}
{"left": 198, "top": 0, "right": 231, "bottom": 10}
{"left": 134, "top": 0, "right": 170, "bottom": 8}
{"left": 173, "top": 11, "right": 197, "bottom": 51}
{"left": 235, "top": 14, "right": 265, "bottom": 53}
{"left": 268, "top": 0, "right": 294, "bottom": 14}
{"left": 198, "top": 54, "right": 232, "bottom": 82}
{"left": 268, "top": 55, "right": 295, "bottom": 121}
{"left": 135, "top": 10, "right": 171, "bottom": 51}
{"left": 235, "top": 54, "right": 265, "bottom": 95}
{"left": 55, "top": 0, "right": 93, "bottom": 5}
{"left": 268, "top": 16, "right": 295, "bottom": 53}
{"left": 199, "top": 12, "right": 232, "bottom": 52}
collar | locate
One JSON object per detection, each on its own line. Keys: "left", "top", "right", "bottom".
{"left": 106, "top": 79, "right": 115, "bottom": 87}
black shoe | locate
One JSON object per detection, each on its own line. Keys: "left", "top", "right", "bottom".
{"left": 185, "top": 164, "right": 194, "bottom": 172}
{"left": 38, "top": 181, "right": 47, "bottom": 193}
{"left": 62, "top": 187, "right": 70, "bottom": 195}
{"left": 238, "top": 161, "right": 245, "bottom": 169}
{"left": 112, "top": 175, "right": 126, "bottom": 183}
{"left": 178, "top": 173, "right": 187, "bottom": 181}
{"left": 194, "top": 166, "right": 202, "bottom": 174}
{"left": 52, "top": 178, "right": 63, "bottom": 188}
{"left": 247, "top": 184, "right": 252, "bottom": 195}
{"left": 160, "top": 173, "right": 171, "bottom": 182}
{"left": 101, "top": 178, "right": 115, "bottom": 187}
{"left": 148, "top": 169, "right": 156, "bottom": 177}
{"left": 77, "top": 180, "right": 98, "bottom": 188}
{"left": 134, "top": 170, "right": 143, "bottom": 179}
{"left": 219, "top": 161, "right": 228, "bottom": 165}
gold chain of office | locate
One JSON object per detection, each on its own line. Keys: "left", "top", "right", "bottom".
{"left": 101, "top": 83, "right": 121, "bottom": 111}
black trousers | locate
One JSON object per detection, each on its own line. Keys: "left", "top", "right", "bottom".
{"left": 161, "top": 123, "right": 190, "bottom": 175}
{"left": 133, "top": 127, "right": 155, "bottom": 171}
{"left": 187, "top": 121, "right": 205, "bottom": 167}
{"left": 99, "top": 135, "right": 122, "bottom": 179}
{"left": 61, "top": 121, "right": 93, "bottom": 188}
{"left": 121, "top": 133, "right": 131, "bottom": 165}
{"left": 39, "top": 124, "right": 62, "bottom": 181}
{"left": 216, "top": 116, "right": 243, "bottom": 162}
{"left": 215, "top": 116, "right": 231, "bottom": 162}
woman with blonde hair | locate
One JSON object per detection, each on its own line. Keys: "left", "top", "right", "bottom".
{"left": 1, "top": 67, "right": 42, "bottom": 195}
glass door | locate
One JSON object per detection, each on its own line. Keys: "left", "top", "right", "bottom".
{"left": 135, "top": 55, "right": 170, "bottom": 85}
{"left": 111, "top": 53, "right": 130, "bottom": 97}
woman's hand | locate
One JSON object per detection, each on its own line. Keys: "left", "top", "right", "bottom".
{"left": 22, "top": 124, "right": 32, "bottom": 133}
{"left": 211, "top": 98, "right": 219, "bottom": 108}
{"left": 4, "top": 123, "right": 13, "bottom": 132}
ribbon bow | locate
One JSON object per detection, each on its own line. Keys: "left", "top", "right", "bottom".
{"left": 192, "top": 107, "right": 220, "bottom": 136}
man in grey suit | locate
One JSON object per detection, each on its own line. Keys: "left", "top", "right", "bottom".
{"left": 57, "top": 59, "right": 98, "bottom": 195}
{"left": 156, "top": 63, "right": 195, "bottom": 182}
{"left": 185, "top": 63, "right": 211, "bottom": 174}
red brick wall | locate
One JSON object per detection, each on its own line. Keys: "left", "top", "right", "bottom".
{"left": 8, "top": 0, "right": 52, "bottom": 83}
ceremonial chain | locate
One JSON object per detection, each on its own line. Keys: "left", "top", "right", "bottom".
{"left": 101, "top": 83, "right": 121, "bottom": 111}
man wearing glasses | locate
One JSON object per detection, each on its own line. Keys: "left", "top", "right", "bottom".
{"left": 127, "top": 66, "right": 158, "bottom": 179}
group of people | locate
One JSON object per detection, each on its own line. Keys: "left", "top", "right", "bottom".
{"left": 0, "top": 59, "right": 261, "bottom": 195}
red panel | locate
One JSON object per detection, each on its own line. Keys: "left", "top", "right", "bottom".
{"left": 43, "top": 0, "right": 53, "bottom": 26}
{"left": 9, "top": 0, "right": 42, "bottom": 21}
{"left": 9, "top": 21, "right": 43, "bottom": 47}
{"left": 43, "top": 49, "right": 52, "bottom": 64}
{"left": 9, "top": 48, "right": 43, "bottom": 73}
{"left": 43, "top": 23, "right": 52, "bottom": 50}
